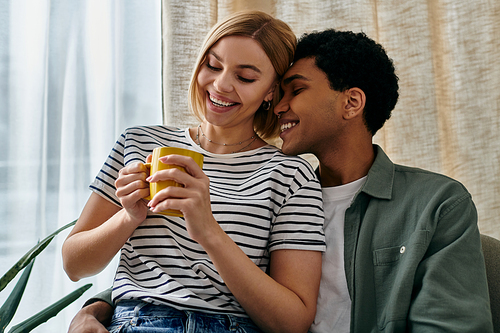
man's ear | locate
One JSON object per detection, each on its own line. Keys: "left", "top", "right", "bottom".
{"left": 343, "top": 88, "right": 366, "bottom": 120}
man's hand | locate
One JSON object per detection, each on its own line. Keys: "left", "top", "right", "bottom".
{"left": 68, "top": 301, "right": 113, "bottom": 333}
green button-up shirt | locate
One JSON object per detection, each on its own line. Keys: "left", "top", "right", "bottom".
{"left": 345, "top": 145, "right": 493, "bottom": 332}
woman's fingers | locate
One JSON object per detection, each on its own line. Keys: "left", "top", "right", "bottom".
{"left": 117, "top": 180, "right": 149, "bottom": 205}
{"left": 146, "top": 167, "right": 191, "bottom": 187}
{"left": 116, "top": 171, "right": 148, "bottom": 191}
{"left": 148, "top": 185, "right": 202, "bottom": 212}
{"left": 147, "top": 169, "right": 207, "bottom": 209}
{"left": 158, "top": 154, "right": 204, "bottom": 178}
{"left": 147, "top": 187, "right": 183, "bottom": 213}
{"left": 115, "top": 162, "right": 151, "bottom": 220}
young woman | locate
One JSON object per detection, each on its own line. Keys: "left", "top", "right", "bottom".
{"left": 62, "top": 11, "right": 325, "bottom": 333}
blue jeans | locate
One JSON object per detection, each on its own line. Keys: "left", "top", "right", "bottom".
{"left": 107, "top": 300, "right": 263, "bottom": 333}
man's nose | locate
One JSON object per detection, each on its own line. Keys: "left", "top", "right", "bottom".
{"left": 274, "top": 98, "right": 289, "bottom": 117}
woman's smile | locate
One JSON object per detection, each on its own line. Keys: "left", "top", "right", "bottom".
{"left": 208, "top": 92, "right": 238, "bottom": 107}
{"left": 206, "top": 92, "right": 240, "bottom": 113}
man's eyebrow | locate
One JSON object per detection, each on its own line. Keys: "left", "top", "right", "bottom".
{"left": 282, "top": 74, "right": 311, "bottom": 86}
{"left": 208, "top": 50, "right": 261, "bottom": 74}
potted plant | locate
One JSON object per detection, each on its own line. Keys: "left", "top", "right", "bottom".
{"left": 0, "top": 220, "right": 92, "bottom": 333}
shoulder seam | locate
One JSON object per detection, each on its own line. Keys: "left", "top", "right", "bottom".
{"left": 439, "top": 191, "right": 472, "bottom": 220}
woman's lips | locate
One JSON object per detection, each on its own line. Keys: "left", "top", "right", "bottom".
{"left": 209, "top": 93, "right": 237, "bottom": 107}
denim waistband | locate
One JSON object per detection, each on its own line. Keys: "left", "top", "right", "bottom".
{"left": 113, "top": 300, "right": 255, "bottom": 325}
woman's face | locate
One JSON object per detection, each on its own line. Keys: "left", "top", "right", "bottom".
{"left": 197, "top": 36, "right": 277, "bottom": 129}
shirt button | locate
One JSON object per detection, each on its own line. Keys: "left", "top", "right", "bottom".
{"left": 400, "top": 246, "right": 406, "bottom": 254}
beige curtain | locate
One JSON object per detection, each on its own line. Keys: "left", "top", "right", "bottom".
{"left": 161, "top": 0, "right": 500, "bottom": 239}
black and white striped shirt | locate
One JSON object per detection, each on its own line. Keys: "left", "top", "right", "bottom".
{"left": 90, "top": 125, "right": 325, "bottom": 316}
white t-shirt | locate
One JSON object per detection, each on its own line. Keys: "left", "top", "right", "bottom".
{"left": 310, "top": 176, "right": 367, "bottom": 332}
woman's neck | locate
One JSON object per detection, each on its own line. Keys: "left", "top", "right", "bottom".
{"left": 189, "top": 124, "right": 266, "bottom": 154}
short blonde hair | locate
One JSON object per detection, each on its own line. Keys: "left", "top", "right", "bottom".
{"left": 188, "top": 10, "right": 296, "bottom": 139}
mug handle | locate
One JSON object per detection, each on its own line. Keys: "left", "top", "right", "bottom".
{"left": 144, "top": 162, "right": 152, "bottom": 200}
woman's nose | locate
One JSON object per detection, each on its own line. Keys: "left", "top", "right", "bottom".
{"left": 213, "top": 71, "right": 233, "bottom": 93}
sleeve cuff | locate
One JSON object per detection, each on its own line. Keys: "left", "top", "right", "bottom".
{"left": 82, "top": 288, "right": 114, "bottom": 309}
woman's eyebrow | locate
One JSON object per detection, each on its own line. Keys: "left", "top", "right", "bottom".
{"left": 208, "top": 50, "right": 261, "bottom": 74}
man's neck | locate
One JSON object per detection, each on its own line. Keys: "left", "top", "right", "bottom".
{"left": 317, "top": 142, "right": 375, "bottom": 187}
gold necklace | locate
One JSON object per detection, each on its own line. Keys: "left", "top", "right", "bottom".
{"left": 196, "top": 125, "right": 258, "bottom": 153}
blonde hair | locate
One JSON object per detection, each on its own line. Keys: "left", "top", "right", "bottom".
{"left": 187, "top": 10, "right": 296, "bottom": 139}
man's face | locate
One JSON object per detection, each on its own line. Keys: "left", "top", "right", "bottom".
{"left": 275, "top": 58, "right": 344, "bottom": 157}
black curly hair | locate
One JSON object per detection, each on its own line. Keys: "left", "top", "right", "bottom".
{"left": 294, "top": 29, "right": 399, "bottom": 135}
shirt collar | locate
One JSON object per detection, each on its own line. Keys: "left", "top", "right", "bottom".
{"left": 315, "top": 144, "right": 394, "bottom": 200}
{"left": 360, "top": 145, "right": 394, "bottom": 200}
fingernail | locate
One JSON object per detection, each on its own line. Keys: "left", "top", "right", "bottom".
{"left": 146, "top": 176, "right": 152, "bottom": 182}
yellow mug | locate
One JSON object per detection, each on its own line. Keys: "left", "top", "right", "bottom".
{"left": 145, "top": 147, "right": 204, "bottom": 217}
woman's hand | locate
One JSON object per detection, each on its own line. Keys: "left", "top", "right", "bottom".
{"left": 146, "top": 154, "right": 218, "bottom": 243}
{"left": 114, "top": 156, "right": 152, "bottom": 226}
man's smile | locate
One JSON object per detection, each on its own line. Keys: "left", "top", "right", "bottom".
{"left": 280, "top": 121, "right": 297, "bottom": 133}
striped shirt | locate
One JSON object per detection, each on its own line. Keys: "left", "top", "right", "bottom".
{"left": 90, "top": 125, "right": 325, "bottom": 316}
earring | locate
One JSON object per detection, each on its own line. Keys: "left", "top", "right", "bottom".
{"left": 262, "top": 100, "right": 271, "bottom": 111}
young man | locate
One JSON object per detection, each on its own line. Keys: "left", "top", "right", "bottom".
{"left": 276, "top": 29, "right": 493, "bottom": 332}
{"left": 68, "top": 30, "right": 493, "bottom": 332}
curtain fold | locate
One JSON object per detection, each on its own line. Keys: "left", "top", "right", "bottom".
{"left": 0, "top": 1, "right": 161, "bottom": 331}
{"left": 161, "top": 0, "right": 500, "bottom": 239}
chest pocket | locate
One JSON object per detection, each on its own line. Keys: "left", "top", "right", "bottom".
{"left": 372, "top": 230, "right": 430, "bottom": 330}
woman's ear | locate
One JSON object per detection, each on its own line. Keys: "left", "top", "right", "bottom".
{"left": 265, "top": 82, "right": 278, "bottom": 102}
{"left": 343, "top": 88, "right": 366, "bottom": 120}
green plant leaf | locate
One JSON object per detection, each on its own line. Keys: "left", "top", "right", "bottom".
{"left": 0, "top": 260, "right": 35, "bottom": 333}
{"left": 0, "top": 219, "right": 77, "bottom": 293}
{"left": 7, "top": 283, "right": 92, "bottom": 333}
